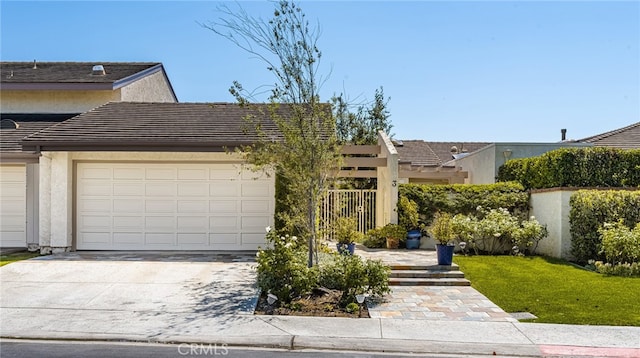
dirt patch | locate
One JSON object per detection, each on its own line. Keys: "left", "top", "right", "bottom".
{"left": 254, "top": 287, "right": 370, "bottom": 318}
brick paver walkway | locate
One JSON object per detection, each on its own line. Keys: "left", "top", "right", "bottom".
{"left": 357, "top": 246, "right": 518, "bottom": 322}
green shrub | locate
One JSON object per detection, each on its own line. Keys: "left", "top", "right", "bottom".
{"left": 334, "top": 216, "right": 360, "bottom": 244}
{"left": 256, "top": 229, "right": 318, "bottom": 304}
{"left": 399, "top": 182, "right": 529, "bottom": 225}
{"left": 363, "top": 227, "right": 386, "bottom": 248}
{"left": 599, "top": 221, "right": 640, "bottom": 264}
{"left": 569, "top": 190, "right": 640, "bottom": 263}
{"left": 318, "top": 254, "right": 390, "bottom": 306}
{"left": 398, "top": 196, "right": 420, "bottom": 231}
{"left": 498, "top": 147, "right": 640, "bottom": 189}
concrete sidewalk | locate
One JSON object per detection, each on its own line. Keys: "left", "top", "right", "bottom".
{"left": 2, "top": 308, "right": 639, "bottom": 357}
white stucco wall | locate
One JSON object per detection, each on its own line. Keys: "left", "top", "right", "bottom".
{"left": 530, "top": 189, "right": 575, "bottom": 260}
{"left": 120, "top": 71, "right": 176, "bottom": 103}
{"left": 1, "top": 90, "right": 120, "bottom": 113}
{"left": 39, "top": 151, "right": 247, "bottom": 252}
{"left": 455, "top": 145, "right": 497, "bottom": 184}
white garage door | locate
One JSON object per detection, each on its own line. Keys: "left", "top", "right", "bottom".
{"left": 76, "top": 162, "right": 274, "bottom": 250}
{"left": 0, "top": 165, "right": 27, "bottom": 248}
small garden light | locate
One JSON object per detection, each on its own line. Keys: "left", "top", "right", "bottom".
{"left": 267, "top": 293, "right": 278, "bottom": 305}
{"left": 355, "top": 294, "right": 366, "bottom": 318}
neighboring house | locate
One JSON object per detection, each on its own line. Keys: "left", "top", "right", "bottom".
{"left": 21, "top": 102, "right": 281, "bottom": 252}
{"left": 395, "top": 140, "right": 489, "bottom": 184}
{"left": 0, "top": 62, "right": 177, "bottom": 250}
{"left": 574, "top": 121, "right": 640, "bottom": 149}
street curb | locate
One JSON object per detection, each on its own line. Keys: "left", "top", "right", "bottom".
{"left": 293, "top": 336, "right": 543, "bottom": 357}
{"left": 2, "top": 333, "right": 544, "bottom": 357}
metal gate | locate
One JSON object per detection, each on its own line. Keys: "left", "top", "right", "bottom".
{"left": 320, "top": 189, "right": 376, "bottom": 240}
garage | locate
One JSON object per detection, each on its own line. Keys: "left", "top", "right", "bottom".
{"left": 0, "top": 165, "right": 26, "bottom": 248}
{"left": 76, "top": 162, "right": 274, "bottom": 250}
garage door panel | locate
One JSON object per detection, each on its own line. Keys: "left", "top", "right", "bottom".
{"left": 76, "top": 162, "right": 273, "bottom": 250}
{"left": 241, "top": 216, "right": 270, "bottom": 231}
{"left": 178, "top": 168, "right": 208, "bottom": 180}
{"left": 210, "top": 200, "right": 237, "bottom": 213}
{"left": 241, "top": 200, "right": 270, "bottom": 213}
{"left": 209, "top": 167, "right": 239, "bottom": 180}
{"left": 113, "top": 199, "right": 143, "bottom": 213}
{"left": 79, "top": 167, "right": 111, "bottom": 179}
{"left": 146, "top": 168, "right": 176, "bottom": 180}
{"left": 145, "top": 216, "right": 176, "bottom": 230}
{"left": 78, "top": 199, "right": 111, "bottom": 212}
{"left": 145, "top": 200, "right": 175, "bottom": 213}
{"left": 241, "top": 182, "right": 270, "bottom": 197}
{"left": 146, "top": 183, "right": 176, "bottom": 196}
{"left": 113, "top": 233, "right": 143, "bottom": 244}
{"left": 211, "top": 233, "right": 239, "bottom": 244}
{"left": 177, "top": 200, "right": 208, "bottom": 213}
{"left": 113, "top": 183, "right": 144, "bottom": 196}
{"left": 145, "top": 233, "right": 175, "bottom": 245}
{"left": 177, "top": 216, "right": 208, "bottom": 232}
{"left": 177, "top": 233, "right": 207, "bottom": 245}
{"left": 113, "top": 168, "right": 144, "bottom": 180}
{"left": 1, "top": 199, "right": 25, "bottom": 214}
{"left": 79, "top": 232, "right": 110, "bottom": 244}
{"left": 242, "top": 233, "right": 268, "bottom": 245}
{"left": 210, "top": 216, "right": 239, "bottom": 232}
{"left": 210, "top": 182, "right": 238, "bottom": 196}
{"left": 79, "top": 182, "right": 111, "bottom": 196}
{"left": 0, "top": 166, "right": 26, "bottom": 247}
{"left": 80, "top": 215, "right": 111, "bottom": 230}
{"left": 0, "top": 215, "right": 25, "bottom": 231}
{"left": 113, "top": 216, "right": 143, "bottom": 230}
{"left": 177, "top": 182, "right": 208, "bottom": 196}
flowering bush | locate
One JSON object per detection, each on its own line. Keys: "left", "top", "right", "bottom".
{"left": 256, "top": 228, "right": 318, "bottom": 304}
{"left": 447, "top": 207, "right": 548, "bottom": 255}
{"left": 598, "top": 221, "right": 640, "bottom": 265}
{"left": 595, "top": 261, "right": 640, "bottom": 277}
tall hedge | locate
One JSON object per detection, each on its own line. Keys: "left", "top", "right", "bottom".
{"left": 569, "top": 190, "right": 640, "bottom": 263}
{"left": 497, "top": 147, "right": 640, "bottom": 189}
{"left": 399, "top": 182, "right": 529, "bottom": 224}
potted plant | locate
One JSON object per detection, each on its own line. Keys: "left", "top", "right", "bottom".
{"left": 381, "top": 224, "right": 407, "bottom": 249}
{"left": 398, "top": 196, "right": 422, "bottom": 249}
{"left": 428, "top": 212, "right": 456, "bottom": 265}
{"left": 335, "top": 217, "right": 359, "bottom": 255}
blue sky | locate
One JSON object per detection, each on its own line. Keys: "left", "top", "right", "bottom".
{"left": 2, "top": 1, "right": 638, "bottom": 142}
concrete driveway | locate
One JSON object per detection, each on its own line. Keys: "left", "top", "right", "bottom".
{"left": 0, "top": 252, "right": 260, "bottom": 340}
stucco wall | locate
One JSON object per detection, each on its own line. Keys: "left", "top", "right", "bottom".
{"left": 1, "top": 90, "right": 120, "bottom": 113}
{"left": 530, "top": 189, "right": 575, "bottom": 260}
{"left": 455, "top": 143, "right": 593, "bottom": 184}
{"left": 455, "top": 145, "right": 496, "bottom": 184}
{"left": 39, "top": 151, "right": 247, "bottom": 253}
{"left": 120, "top": 71, "right": 176, "bottom": 102}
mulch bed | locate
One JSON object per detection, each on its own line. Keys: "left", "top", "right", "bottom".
{"left": 254, "top": 287, "right": 370, "bottom": 318}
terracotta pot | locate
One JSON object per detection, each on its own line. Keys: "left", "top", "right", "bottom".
{"left": 386, "top": 237, "right": 399, "bottom": 249}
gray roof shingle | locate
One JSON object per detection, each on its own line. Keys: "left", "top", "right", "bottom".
{"left": 396, "top": 140, "right": 490, "bottom": 167}
{"left": 22, "top": 102, "right": 286, "bottom": 151}
{"left": 576, "top": 122, "right": 640, "bottom": 149}
{"left": 1, "top": 61, "right": 161, "bottom": 84}
{"left": 1, "top": 113, "right": 78, "bottom": 153}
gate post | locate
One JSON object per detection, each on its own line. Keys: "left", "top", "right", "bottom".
{"left": 377, "top": 131, "right": 398, "bottom": 226}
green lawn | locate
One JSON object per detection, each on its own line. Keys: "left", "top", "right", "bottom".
{"left": 0, "top": 251, "right": 40, "bottom": 267}
{"left": 454, "top": 255, "right": 640, "bottom": 326}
